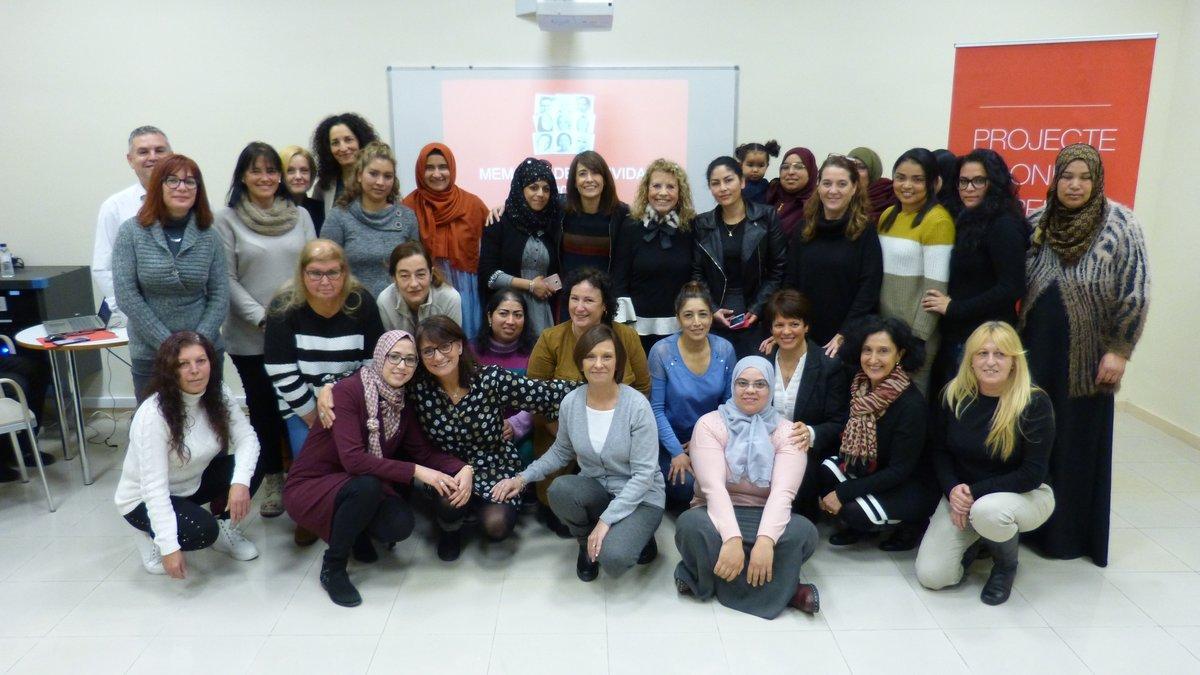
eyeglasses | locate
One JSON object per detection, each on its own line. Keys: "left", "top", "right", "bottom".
{"left": 420, "top": 341, "right": 457, "bottom": 359}
{"left": 163, "top": 176, "right": 198, "bottom": 190}
{"left": 957, "top": 176, "right": 989, "bottom": 190}
{"left": 780, "top": 161, "right": 807, "bottom": 172}
{"left": 304, "top": 269, "right": 343, "bottom": 281}
{"left": 384, "top": 352, "right": 418, "bottom": 367}
{"left": 733, "top": 378, "right": 770, "bottom": 391}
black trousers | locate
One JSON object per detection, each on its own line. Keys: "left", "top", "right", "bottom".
{"left": 816, "top": 458, "right": 938, "bottom": 531}
{"left": 327, "top": 475, "right": 418, "bottom": 561}
{"left": 123, "top": 453, "right": 262, "bottom": 550}
{"left": 229, "top": 353, "right": 288, "bottom": 478}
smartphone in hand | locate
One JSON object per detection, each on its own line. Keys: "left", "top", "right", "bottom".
{"left": 544, "top": 274, "right": 563, "bottom": 292}
{"left": 728, "top": 312, "right": 747, "bottom": 330}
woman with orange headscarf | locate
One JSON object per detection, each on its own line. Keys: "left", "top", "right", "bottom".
{"left": 403, "top": 143, "right": 489, "bottom": 339}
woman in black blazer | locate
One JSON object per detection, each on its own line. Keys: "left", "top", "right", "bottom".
{"left": 763, "top": 290, "right": 849, "bottom": 521}
{"left": 691, "top": 156, "right": 787, "bottom": 357}
{"left": 478, "top": 158, "right": 562, "bottom": 338}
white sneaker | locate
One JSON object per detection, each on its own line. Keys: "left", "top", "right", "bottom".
{"left": 259, "top": 473, "right": 285, "bottom": 518}
{"left": 212, "top": 519, "right": 259, "bottom": 561}
{"left": 135, "top": 534, "right": 165, "bottom": 575}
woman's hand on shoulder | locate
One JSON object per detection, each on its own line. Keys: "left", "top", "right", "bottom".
{"left": 788, "top": 422, "right": 812, "bottom": 453}
{"left": 486, "top": 204, "right": 505, "bottom": 227}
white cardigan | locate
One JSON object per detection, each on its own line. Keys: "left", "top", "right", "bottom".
{"left": 114, "top": 387, "right": 259, "bottom": 554}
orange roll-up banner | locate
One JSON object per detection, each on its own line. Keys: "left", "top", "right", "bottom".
{"left": 948, "top": 35, "right": 1156, "bottom": 214}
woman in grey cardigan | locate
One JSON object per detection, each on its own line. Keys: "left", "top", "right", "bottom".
{"left": 493, "top": 324, "right": 665, "bottom": 582}
{"left": 321, "top": 141, "right": 418, "bottom": 297}
{"left": 214, "top": 142, "right": 317, "bottom": 518}
{"left": 114, "top": 154, "right": 229, "bottom": 402}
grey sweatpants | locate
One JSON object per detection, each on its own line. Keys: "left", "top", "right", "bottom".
{"left": 547, "top": 474, "right": 663, "bottom": 578}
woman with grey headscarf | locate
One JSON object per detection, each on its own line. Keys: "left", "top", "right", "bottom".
{"left": 673, "top": 355, "right": 821, "bottom": 619}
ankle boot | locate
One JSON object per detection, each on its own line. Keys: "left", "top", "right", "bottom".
{"left": 980, "top": 535, "right": 1020, "bottom": 606}
{"left": 319, "top": 554, "right": 362, "bottom": 607}
{"left": 637, "top": 537, "right": 658, "bottom": 565}
{"left": 437, "top": 528, "right": 462, "bottom": 562}
{"left": 352, "top": 533, "right": 379, "bottom": 563}
{"left": 576, "top": 541, "right": 600, "bottom": 582}
{"left": 961, "top": 539, "right": 984, "bottom": 574}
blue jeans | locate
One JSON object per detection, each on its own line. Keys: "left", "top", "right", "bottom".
{"left": 286, "top": 414, "right": 311, "bottom": 458}
{"left": 659, "top": 447, "right": 695, "bottom": 508}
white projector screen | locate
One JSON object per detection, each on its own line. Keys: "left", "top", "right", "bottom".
{"left": 387, "top": 66, "right": 738, "bottom": 210}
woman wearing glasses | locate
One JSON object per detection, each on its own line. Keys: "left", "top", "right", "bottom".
{"left": 920, "top": 149, "right": 1026, "bottom": 394}
{"left": 264, "top": 240, "right": 383, "bottom": 547}
{"left": 283, "top": 330, "right": 469, "bottom": 607}
{"left": 213, "top": 142, "right": 317, "bottom": 519}
{"left": 408, "top": 316, "right": 576, "bottom": 560}
{"left": 114, "top": 154, "right": 229, "bottom": 402}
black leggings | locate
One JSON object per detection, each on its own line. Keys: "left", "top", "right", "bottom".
{"left": 229, "top": 354, "right": 289, "bottom": 478}
{"left": 327, "top": 475, "right": 417, "bottom": 561}
{"left": 123, "top": 453, "right": 263, "bottom": 550}
{"left": 817, "top": 458, "right": 938, "bottom": 532}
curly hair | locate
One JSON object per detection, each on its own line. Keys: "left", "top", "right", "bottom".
{"left": 946, "top": 149, "right": 1025, "bottom": 251}
{"left": 799, "top": 155, "right": 870, "bottom": 242}
{"left": 145, "top": 331, "right": 231, "bottom": 463}
{"left": 311, "top": 113, "right": 380, "bottom": 193}
{"left": 335, "top": 140, "right": 399, "bottom": 208}
{"left": 631, "top": 158, "right": 696, "bottom": 227}
{"left": 838, "top": 314, "right": 926, "bottom": 374}
{"left": 565, "top": 267, "right": 618, "bottom": 326}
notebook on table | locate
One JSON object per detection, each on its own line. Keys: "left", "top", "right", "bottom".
{"left": 43, "top": 303, "right": 112, "bottom": 336}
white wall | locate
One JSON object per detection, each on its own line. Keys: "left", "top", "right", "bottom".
{"left": 1, "top": 1, "right": 1195, "bottom": 432}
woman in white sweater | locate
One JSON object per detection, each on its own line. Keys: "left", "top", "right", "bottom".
{"left": 114, "top": 331, "right": 261, "bottom": 579}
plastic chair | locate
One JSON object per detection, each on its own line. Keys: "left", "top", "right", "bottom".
{"left": 0, "top": 335, "right": 55, "bottom": 511}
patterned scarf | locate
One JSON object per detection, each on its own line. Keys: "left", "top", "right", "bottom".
{"left": 359, "top": 330, "right": 412, "bottom": 457}
{"left": 236, "top": 196, "right": 298, "bottom": 236}
{"left": 839, "top": 365, "right": 911, "bottom": 469}
{"left": 641, "top": 209, "right": 681, "bottom": 249}
{"left": 503, "top": 157, "right": 560, "bottom": 239}
{"left": 1033, "top": 143, "right": 1106, "bottom": 265}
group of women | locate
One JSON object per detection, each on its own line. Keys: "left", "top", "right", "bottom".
{"left": 111, "top": 111, "right": 1150, "bottom": 618}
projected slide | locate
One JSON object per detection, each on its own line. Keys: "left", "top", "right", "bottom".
{"left": 388, "top": 67, "right": 737, "bottom": 208}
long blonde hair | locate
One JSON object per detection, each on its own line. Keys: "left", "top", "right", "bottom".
{"left": 335, "top": 140, "right": 399, "bottom": 208}
{"left": 631, "top": 158, "right": 696, "bottom": 228}
{"left": 942, "top": 321, "right": 1039, "bottom": 461}
{"left": 270, "top": 239, "right": 365, "bottom": 316}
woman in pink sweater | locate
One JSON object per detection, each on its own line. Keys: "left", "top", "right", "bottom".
{"left": 673, "top": 355, "right": 820, "bottom": 619}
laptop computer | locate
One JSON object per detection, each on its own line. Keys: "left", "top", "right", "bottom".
{"left": 44, "top": 303, "right": 113, "bottom": 336}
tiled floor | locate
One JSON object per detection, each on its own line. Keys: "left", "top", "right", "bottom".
{"left": 2, "top": 411, "right": 1199, "bottom": 674}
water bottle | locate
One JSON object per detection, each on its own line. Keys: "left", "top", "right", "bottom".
{"left": 0, "top": 244, "right": 14, "bottom": 278}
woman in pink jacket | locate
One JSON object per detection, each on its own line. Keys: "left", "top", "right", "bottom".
{"left": 673, "top": 355, "right": 820, "bottom": 619}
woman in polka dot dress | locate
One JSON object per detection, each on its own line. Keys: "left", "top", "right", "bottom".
{"left": 409, "top": 315, "right": 578, "bottom": 560}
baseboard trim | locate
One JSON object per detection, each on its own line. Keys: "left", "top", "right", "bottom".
{"left": 1116, "top": 401, "right": 1200, "bottom": 449}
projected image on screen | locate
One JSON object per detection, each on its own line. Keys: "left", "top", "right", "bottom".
{"left": 533, "top": 93, "right": 595, "bottom": 155}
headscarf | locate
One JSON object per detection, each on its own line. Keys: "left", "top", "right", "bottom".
{"left": 848, "top": 146, "right": 896, "bottom": 224}
{"left": 765, "top": 146, "right": 817, "bottom": 238}
{"left": 403, "top": 143, "right": 489, "bottom": 273}
{"left": 839, "top": 364, "right": 911, "bottom": 470}
{"left": 1033, "top": 143, "right": 1106, "bottom": 265}
{"left": 718, "top": 356, "right": 780, "bottom": 488}
{"left": 359, "top": 330, "right": 412, "bottom": 458}
{"left": 503, "top": 157, "right": 561, "bottom": 238}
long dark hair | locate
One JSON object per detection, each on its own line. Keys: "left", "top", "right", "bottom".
{"left": 879, "top": 148, "right": 939, "bottom": 233}
{"left": 311, "top": 113, "right": 379, "bottom": 192}
{"left": 146, "top": 331, "right": 231, "bottom": 463}
{"left": 565, "top": 151, "right": 619, "bottom": 216}
{"left": 416, "top": 315, "right": 478, "bottom": 389}
{"left": 933, "top": 149, "right": 958, "bottom": 209}
{"left": 948, "top": 149, "right": 1025, "bottom": 251}
{"left": 475, "top": 289, "right": 536, "bottom": 355}
{"left": 226, "top": 141, "right": 292, "bottom": 208}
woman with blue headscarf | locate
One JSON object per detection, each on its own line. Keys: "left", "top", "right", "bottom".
{"left": 673, "top": 355, "right": 820, "bottom": 619}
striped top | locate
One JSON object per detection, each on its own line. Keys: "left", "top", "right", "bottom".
{"left": 263, "top": 288, "right": 385, "bottom": 417}
{"left": 878, "top": 204, "right": 955, "bottom": 341}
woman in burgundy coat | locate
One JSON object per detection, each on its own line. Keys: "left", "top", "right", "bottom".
{"left": 284, "top": 330, "right": 472, "bottom": 607}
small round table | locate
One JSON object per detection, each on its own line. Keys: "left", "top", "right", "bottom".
{"left": 15, "top": 324, "right": 128, "bottom": 485}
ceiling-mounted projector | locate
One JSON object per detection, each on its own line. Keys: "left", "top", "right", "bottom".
{"left": 516, "top": 1, "right": 614, "bottom": 32}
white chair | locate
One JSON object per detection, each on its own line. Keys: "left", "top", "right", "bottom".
{"left": 0, "top": 335, "right": 54, "bottom": 511}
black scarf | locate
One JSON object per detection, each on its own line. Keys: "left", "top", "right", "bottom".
{"left": 503, "top": 157, "right": 560, "bottom": 238}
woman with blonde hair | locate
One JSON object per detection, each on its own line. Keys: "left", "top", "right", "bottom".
{"left": 916, "top": 321, "right": 1055, "bottom": 605}
{"left": 612, "top": 158, "right": 698, "bottom": 353}
{"left": 322, "top": 141, "right": 419, "bottom": 296}
{"left": 279, "top": 144, "right": 327, "bottom": 234}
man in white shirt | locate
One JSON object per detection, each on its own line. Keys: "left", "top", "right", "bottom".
{"left": 92, "top": 126, "right": 171, "bottom": 325}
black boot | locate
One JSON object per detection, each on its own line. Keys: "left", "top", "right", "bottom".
{"left": 961, "top": 539, "right": 984, "bottom": 574}
{"left": 437, "top": 528, "right": 462, "bottom": 562}
{"left": 879, "top": 523, "right": 923, "bottom": 552}
{"left": 980, "top": 535, "right": 1020, "bottom": 606}
{"left": 538, "top": 503, "right": 572, "bottom": 539}
{"left": 829, "top": 527, "right": 866, "bottom": 546}
{"left": 352, "top": 533, "right": 378, "bottom": 563}
{"left": 637, "top": 537, "right": 658, "bottom": 565}
{"left": 319, "top": 554, "right": 362, "bottom": 607}
{"left": 576, "top": 542, "right": 600, "bottom": 582}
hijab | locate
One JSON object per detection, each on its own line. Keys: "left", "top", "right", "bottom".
{"left": 718, "top": 356, "right": 780, "bottom": 488}
{"left": 403, "top": 143, "right": 489, "bottom": 273}
{"left": 503, "top": 157, "right": 561, "bottom": 238}
{"left": 359, "top": 330, "right": 412, "bottom": 458}
{"left": 1033, "top": 143, "right": 1106, "bottom": 265}
{"left": 849, "top": 146, "right": 896, "bottom": 225}
{"left": 765, "top": 146, "right": 817, "bottom": 238}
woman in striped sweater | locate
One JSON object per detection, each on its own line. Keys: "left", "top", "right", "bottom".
{"left": 877, "top": 148, "right": 956, "bottom": 394}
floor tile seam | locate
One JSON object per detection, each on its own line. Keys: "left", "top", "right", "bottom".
{"left": 1, "top": 637, "right": 38, "bottom": 674}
